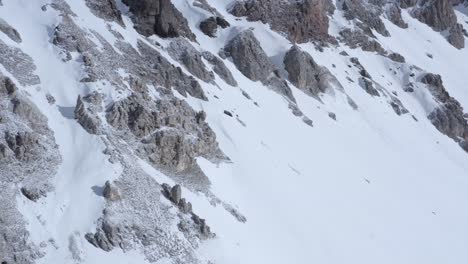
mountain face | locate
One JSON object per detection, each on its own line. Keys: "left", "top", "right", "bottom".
{"left": 1, "top": 0, "right": 468, "bottom": 263}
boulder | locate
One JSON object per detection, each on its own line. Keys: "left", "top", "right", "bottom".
{"left": 224, "top": 30, "right": 274, "bottom": 82}
{"left": 103, "top": 181, "right": 121, "bottom": 201}
{"left": 167, "top": 38, "right": 215, "bottom": 82}
{"left": 448, "top": 23, "right": 465, "bottom": 49}
{"left": 122, "top": 0, "right": 196, "bottom": 40}
{"left": 229, "top": 0, "right": 332, "bottom": 43}
{"left": 0, "top": 18, "right": 22, "bottom": 43}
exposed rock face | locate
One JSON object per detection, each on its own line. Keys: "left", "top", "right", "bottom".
{"left": 400, "top": 0, "right": 418, "bottom": 8}
{"left": 0, "top": 76, "right": 60, "bottom": 263}
{"left": 74, "top": 94, "right": 102, "bottom": 134}
{"left": 224, "top": 30, "right": 274, "bottom": 82}
{"left": 122, "top": 0, "right": 196, "bottom": 40}
{"left": 103, "top": 180, "right": 121, "bottom": 201}
{"left": 385, "top": 3, "right": 408, "bottom": 28}
{"left": 0, "top": 39, "right": 40, "bottom": 86}
{"left": 199, "top": 16, "right": 230, "bottom": 37}
{"left": 388, "top": 52, "right": 406, "bottom": 63}
{"left": 283, "top": 45, "right": 337, "bottom": 97}
{"left": 106, "top": 93, "right": 224, "bottom": 189}
{"left": 52, "top": 14, "right": 206, "bottom": 100}
{"left": 339, "top": 29, "right": 387, "bottom": 54}
{"left": 411, "top": 0, "right": 457, "bottom": 31}
{"left": 420, "top": 73, "right": 468, "bottom": 150}
{"left": 85, "top": 0, "right": 124, "bottom": 26}
{"left": 0, "top": 18, "right": 22, "bottom": 43}
{"left": 167, "top": 38, "right": 215, "bottom": 82}
{"left": 448, "top": 23, "right": 465, "bottom": 49}
{"left": 359, "top": 77, "right": 380, "bottom": 96}
{"left": 224, "top": 30, "right": 295, "bottom": 102}
{"left": 201, "top": 51, "right": 237, "bottom": 86}
{"left": 229, "top": 0, "right": 333, "bottom": 43}
{"left": 342, "top": 0, "right": 390, "bottom": 37}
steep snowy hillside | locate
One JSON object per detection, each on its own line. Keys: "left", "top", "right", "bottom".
{"left": 1, "top": 0, "right": 468, "bottom": 263}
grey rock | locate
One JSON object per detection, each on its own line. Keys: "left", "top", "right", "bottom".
{"left": 0, "top": 39, "right": 40, "bottom": 86}
{"left": 229, "top": 0, "right": 334, "bottom": 43}
{"left": 400, "top": 0, "right": 418, "bottom": 8}
{"left": 201, "top": 51, "right": 237, "bottom": 86}
{"left": 388, "top": 52, "right": 406, "bottom": 63}
{"left": 263, "top": 75, "right": 296, "bottom": 103}
{"left": 224, "top": 30, "right": 274, "bottom": 82}
{"left": 420, "top": 73, "right": 468, "bottom": 147}
{"left": 385, "top": 3, "right": 408, "bottom": 28}
{"left": 122, "top": 0, "right": 196, "bottom": 40}
{"left": 199, "top": 17, "right": 218, "bottom": 37}
{"left": 339, "top": 29, "right": 387, "bottom": 55}
{"left": 171, "top": 184, "right": 182, "bottom": 204}
{"left": 342, "top": 0, "right": 390, "bottom": 37}
{"left": 74, "top": 95, "right": 102, "bottom": 134}
{"left": 350, "top": 57, "right": 372, "bottom": 78}
{"left": 411, "top": 0, "right": 457, "bottom": 31}
{"left": 167, "top": 38, "right": 215, "bottom": 82}
{"left": 448, "top": 23, "right": 465, "bottom": 49}
{"left": 85, "top": 0, "right": 124, "bottom": 26}
{"left": 284, "top": 45, "right": 335, "bottom": 97}
{"left": 359, "top": 77, "right": 380, "bottom": 96}
{"left": 0, "top": 18, "right": 22, "bottom": 43}
{"left": 20, "top": 187, "right": 45, "bottom": 202}
{"left": 103, "top": 181, "right": 121, "bottom": 201}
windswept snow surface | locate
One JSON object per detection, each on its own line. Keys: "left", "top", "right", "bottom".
{"left": 0, "top": 0, "right": 468, "bottom": 264}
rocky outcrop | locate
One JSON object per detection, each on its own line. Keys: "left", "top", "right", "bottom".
{"left": 388, "top": 52, "right": 406, "bottom": 63}
{"left": 385, "top": 3, "right": 408, "bottom": 28}
{"left": 283, "top": 45, "right": 337, "bottom": 98}
{"left": 339, "top": 29, "right": 387, "bottom": 54}
{"left": 359, "top": 77, "right": 380, "bottom": 96}
{"left": 342, "top": 0, "right": 390, "bottom": 37}
{"left": 167, "top": 38, "right": 215, "bottom": 82}
{"left": 0, "top": 76, "right": 60, "bottom": 263}
{"left": 420, "top": 73, "right": 468, "bottom": 150}
{"left": 0, "top": 18, "right": 22, "bottom": 43}
{"left": 122, "top": 0, "right": 196, "bottom": 40}
{"left": 201, "top": 51, "right": 237, "bottom": 86}
{"left": 52, "top": 14, "right": 207, "bottom": 100}
{"left": 107, "top": 94, "right": 224, "bottom": 188}
{"left": 229, "top": 0, "right": 333, "bottom": 43}
{"left": 224, "top": 30, "right": 274, "bottom": 82}
{"left": 199, "top": 16, "right": 230, "bottom": 37}
{"left": 448, "top": 23, "right": 465, "bottom": 49}
{"left": 103, "top": 180, "right": 121, "bottom": 201}
{"left": 85, "top": 0, "right": 124, "bottom": 26}
{"left": 74, "top": 94, "right": 102, "bottom": 134}
{"left": 224, "top": 30, "right": 295, "bottom": 102}
{"left": 0, "top": 39, "right": 40, "bottom": 86}
{"left": 411, "top": 0, "right": 457, "bottom": 31}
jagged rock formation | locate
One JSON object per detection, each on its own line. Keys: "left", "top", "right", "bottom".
{"left": 201, "top": 51, "right": 238, "bottom": 86}
{"left": 106, "top": 93, "right": 224, "bottom": 189}
{"left": 224, "top": 30, "right": 274, "bottom": 82}
{"left": 74, "top": 93, "right": 102, "bottom": 135}
{"left": 409, "top": 0, "right": 465, "bottom": 48}
{"left": 167, "top": 38, "right": 215, "bottom": 83}
{"left": 0, "top": 75, "right": 60, "bottom": 263}
{"left": 229, "top": 0, "right": 333, "bottom": 43}
{"left": 339, "top": 29, "right": 387, "bottom": 54}
{"left": 0, "top": 18, "right": 22, "bottom": 43}
{"left": 283, "top": 45, "right": 338, "bottom": 98}
{"left": 420, "top": 73, "right": 468, "bottom": 150}
{"left": 385, "top": 3, "right": 408, "bottom": 28}
{"left": 122, "top": 0, "right": 196, "bottom": 40}
{"left": 448, "top": 23, "right": 466, "bottom": 49}
{"left": 52, "top": 12, "right": 206, "bottom": 100}
{"left": 224, "top": 30, "right": 295, "bottom": 102}
{"left": 342, "top": 0, "right": 390, "bottom": 37}
{"left": 199, "top": 16, "right": 230, "bottom": 37}
{"left": 412, "top": 0, "right": 457, "bottom": 31}
{"left": 85, "top": 0, "right": 124, "bottom": 26}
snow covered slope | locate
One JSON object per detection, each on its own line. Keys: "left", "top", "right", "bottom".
{"left": 1, "top": 0, "right": 468, "bottom": 264}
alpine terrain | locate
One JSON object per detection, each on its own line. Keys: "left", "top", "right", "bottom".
{"left": 1, "top": 0, "right": 468, "bottom": 263}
